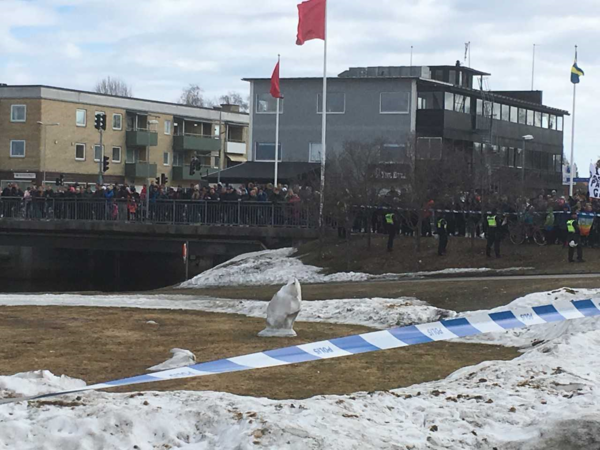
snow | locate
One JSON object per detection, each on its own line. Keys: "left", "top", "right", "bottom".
{"left": 0, "top": 293, "right": 453, "bottom": 330}
{"left": 147, "top": 349, "right": 196, "bottom": 372}
{"left": 2, "top": 325, "right": 600, "bottom": 449}
{"left": 461, "top": 288, "right": 600, "bottom": 349}
{"left": 178, "top": 247, "right": 533, "bottom": 288}
{"left": 0, "top": 370, "right": 86, "bottom": 398}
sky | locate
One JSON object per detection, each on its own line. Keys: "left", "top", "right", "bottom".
{"left": 1, "top": 0, "right": 598, "bottom": 171}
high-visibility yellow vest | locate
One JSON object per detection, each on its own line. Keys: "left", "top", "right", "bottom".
{"left": 437, "top": 219, "right": 447, "bottom": 230}
{"left": 487, "top": 216, "right": 497, "bottom": 228}
{"left": 567, "top": 220, "right": 576, "bottom": 233}
{"left": 385, "top": 213, "right": 394, "bottom": 225}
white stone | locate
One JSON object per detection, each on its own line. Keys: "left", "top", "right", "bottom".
{"left": 147, "top": 348, "right": 196, "bottom": 372}
{"left": 258, "top": 279, "right": 302, "bottom": 337}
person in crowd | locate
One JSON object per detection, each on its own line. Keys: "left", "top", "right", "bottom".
{"left": 567, "top": 211, "right": 584, "bottom": 263}
{"left": 385, "top": 210, "right": 397, "bottom": 252}
{"left": 485, "top": 208, "right": 503, "bottom": 258}
{"left": 436, "top": 215, "right": 448, "bottom": 256}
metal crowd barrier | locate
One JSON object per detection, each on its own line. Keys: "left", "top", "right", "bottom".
{"left": 0, "top": 197, "right": 319, "bottom": 228}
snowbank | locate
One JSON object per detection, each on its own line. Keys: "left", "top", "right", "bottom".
{"left": 1, "top": 327, "right": 600, "bottom": 449}
{"left": 0, "top": 294, "right": 452, "bottom": 330}
{"left": 461, "top": 287, "right": 600, "bottom": 349}
{"left": 0, "top": 371, "right": 85, "bottom": 398}
{"left": 178, "top": 247, "right": 532, "bottom": 288}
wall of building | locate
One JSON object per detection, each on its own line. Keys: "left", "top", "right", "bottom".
{"left": 250, "top": 78, "right": 416, "bottom": 163}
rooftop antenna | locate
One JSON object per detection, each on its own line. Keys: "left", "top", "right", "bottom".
{"left": 464, "top": 42, "right": 471, "bottom": 67}
{"left": 410, "top": 45, "right": 413, "bottom": 67}
{"left": 531, "top": 44, "right": 536, "bottom": 90}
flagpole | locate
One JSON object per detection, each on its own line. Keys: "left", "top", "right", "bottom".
{"left": 275, "top": 55, "right": 281, "bottom": 187}
{"left": 569, "top": 45, "right": 578, "bottom": 198}
{"left": 569, "top": 82, "right": 577, "bottom": 197}
{"left": 318, "top": 0, "right": 328, "bottom": 228}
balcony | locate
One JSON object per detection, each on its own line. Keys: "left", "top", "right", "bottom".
{"left": 173, "top": 135, "right": 221, "bottom": 153}
{"left": 125, "top": 162, "right": 157, "bottom": 179}
{"left": 172, "top": 165, "right": 214, "bottom": 181}
{"left": 126, "top": 130, "right": 158, "bottom": 147}
{"left": 226, "top": 141, "right": 247, "bottom": 155}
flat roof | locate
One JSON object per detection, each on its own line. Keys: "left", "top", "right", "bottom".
{"left": 0, "top": 84, "right": 249, "bottom": 125}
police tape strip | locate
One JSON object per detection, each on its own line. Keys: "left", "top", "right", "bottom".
{"left": 2, "top": 298, "right": 600, "bottom": 406}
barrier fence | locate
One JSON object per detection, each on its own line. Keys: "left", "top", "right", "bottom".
{"left": 0, "top": 197, "right": 319, "bottom": 228}
{"left": 1, "top": 297, "right": 598, "bottom": 405}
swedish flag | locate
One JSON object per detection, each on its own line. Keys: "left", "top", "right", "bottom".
{"left": 571, "top": 61, "right": 584, "bottom": 84}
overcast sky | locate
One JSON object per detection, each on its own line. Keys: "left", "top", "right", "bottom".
{"left": 2, "top": 0, "right": 598, "bottom": 171}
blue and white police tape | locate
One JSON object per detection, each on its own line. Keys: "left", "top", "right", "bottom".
{"left": 2, "top": 298, "right": 600, "bottom": 405}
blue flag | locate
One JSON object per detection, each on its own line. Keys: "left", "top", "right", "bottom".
{"left": 571, "top": 53, "right": 584, "bottom": 84}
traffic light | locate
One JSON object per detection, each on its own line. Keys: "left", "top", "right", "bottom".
{"left": 160, "top": 173, "right": 168, "bottom": 186}
{"left": 155, "top": 177, "right": 160, "bottom": 185}
{"left": 94, "top": 113, "right": 106, "bottom": 131}
{"left": 102, "top": 156, "right": 110, "bottom": 173}
{"left": 55, "top": 174, "right": 65, "bottom": 186}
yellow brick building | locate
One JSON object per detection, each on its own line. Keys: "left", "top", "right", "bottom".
{"left": 0, "top": 85, "right": 249, "bottom": 189}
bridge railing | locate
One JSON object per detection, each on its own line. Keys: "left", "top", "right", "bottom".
{"left": 0, "top": 197, "right": 319, "bottom": 228}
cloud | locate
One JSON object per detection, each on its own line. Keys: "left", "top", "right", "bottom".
{"left": 0, "top": 0, "right": 597, "bottom": 167}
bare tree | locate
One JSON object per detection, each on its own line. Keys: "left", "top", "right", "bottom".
{"left": 178, "top": 84, "right": 208, "bottom": 107}
{"left": 94, "top": 77, "right": 133, "bottom": 97}
{"left": 218, "top": 91, "right": 249, "bottom": 113}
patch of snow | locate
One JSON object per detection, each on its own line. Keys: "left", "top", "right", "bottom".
{"left": 1, "top": 328, "right": 600, "bottom": 449}
{"left": 0, "top": 294, "right": 452, "bottom": 330}
{"left": 146, "top": 320, "right": 158, "bottom": 325}
{"left": 0, "top": 370, "right": 85, "bottom": 398}
{"left": 178, "top": 247, "right": 533, "bottom": 288}
{"left": 461, "top": 288, "right": 600, "bottom": 349}
{"left": 147, "top": 349, "right": 196, "bottom": 372}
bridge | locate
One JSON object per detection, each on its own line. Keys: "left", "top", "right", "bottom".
{"left": 0, "top": 198, "right": 320, "bottom": 290}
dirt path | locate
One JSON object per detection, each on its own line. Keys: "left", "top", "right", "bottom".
{"left": 166, "top": 276, "right": 600, "bottom": 313}
{"left": 0, "top": 306, "right": 518, "bottom": 400}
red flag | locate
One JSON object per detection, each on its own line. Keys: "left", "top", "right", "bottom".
{"left": 296, "top": 0, "right": 326, "bottom": 46}
{"left": 270, "top": 61, "right": 282, "bottom": 99}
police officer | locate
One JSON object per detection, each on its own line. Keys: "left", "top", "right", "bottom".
{"left": 436, "top": 215, "right": 448, "bottom": 256}
{"left": 385, "top": 211, "right": 397, "bottom": 252}
{"left": 485, "top": 209, "right": 503, "bottom": 258}
{"left": 567, "top": 212, "right": 584, "bottom": 263}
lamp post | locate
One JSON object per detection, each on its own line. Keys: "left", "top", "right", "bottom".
{"left": 521, "top": 134, "right": 534, "bottom": 197}
{"left": 37, "top": 121, "right": 60, "bottom": 186}
{"left": 146, "top": 119, "right": 160, "bottom": 221}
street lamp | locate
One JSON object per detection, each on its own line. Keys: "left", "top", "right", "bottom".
{"left": 37, "top": 121, "right": 60, "bottom": 185}
{"left": 521, "top": 135, "right": 534, "bottom": 196}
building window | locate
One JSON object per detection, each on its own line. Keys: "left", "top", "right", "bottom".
{"left": 526, "top": 110, "right": 534, "bottom": 126}
{"left": 164, "top": 120, "right": 172, "bottom": 135}
{"left": 492, "top": 103, "right": 501, "bottom": 120}
{"left": 516, "top": 148, "right": 523, "bottom": 168}
{"left": 542, "top": 113, "right": 549, "bottom": 128}
{"left": 309, "top": 143, "right": 322, "bottom": 163}
{"left": 454, "top": 94, "right": 466, "bottom": 113}
{"left": 126, "top": 148, "right": 135, "bottom": 164}
{"left": 163, "top": 152, "right": 170, "bottom": 166}
{"left": 501, "top": 104, "right": 510, "bottom": 121}
{"left": 173, "top": 152, "right": 183, "bottom": 167}
{"left": 381, "top": 144, "right": 407, "bottom": 163}
{"left": 508, "top": 147, "right": 515, "bottom": 167}
{"left": 317, "top": 93, "right": 345, "bottom": 114}
{"left": 76, "top": 109, "right": 87, "bottom": 127}
{"left": 10, "top": 140, "right": 26, "bottom": 158}
{"left": 510, "top": 106, "right": 518, "bottom": 123}
{"left": 112, "top": 147, "right": 121, "bottom": 163}
{"left": 255, "top": 143, "right": 282, "bottom": 161}
{"left": 557, "top": 116, "right": 564, "bottom": 132}
{"left": 549, "top": 115, "right": 556, "bottom": 130}
{"left": 464, "top": 96, "right": 471, "bottom": 114}
{"left": 416, "top": 137, "right": 443, "bottom": 160}
{"left": 483, "top": 101, "right": 492, "bottom": 117}
{"left": 110, "top": 113, "right": 122, "bottom": 130}
{"left": 553, "top": 154, "right": 562, "bottom": 173}
{"left": 75, "top": 143, "right": 86, "bottom": 161}
{"left": 476, "top": 99, "right": 483, "bottom": 116}
{"left": 518, "top": 108, "right": 527, "bottom": 124}
{"left": 380, "top": 92, "right": 410, "bottom": 114}
{"left": 418, "top": 92, "right": 443, "bottom": 110}
{"left": 443, "top": 92, "right": 453, "bottom": 111}
{"left": 448, "top": 70, "right": 456, "bottom": 85}
{"left": 11, "top": 105, "right": 26, "bottom": 122}
{"left": 534, "top": 111, "right": 542, "bottom": 128}
{"left": 256, "top": 93, "right": 284, "bottom": 114}
{"left": 94, "top": 145, "right": 103, "bottom": 162}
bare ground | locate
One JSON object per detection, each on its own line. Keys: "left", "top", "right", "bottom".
{"left": 0, "top": 306, "right": 518, "bottom": 400}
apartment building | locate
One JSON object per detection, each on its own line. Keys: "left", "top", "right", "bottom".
{"left": 0, "top": 85, "right": 249, "bottom": 190}
{"left": 243, "top": 64, "right": 569, "bottom": 192}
